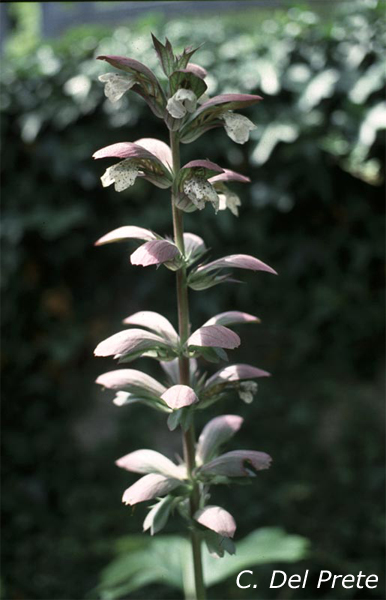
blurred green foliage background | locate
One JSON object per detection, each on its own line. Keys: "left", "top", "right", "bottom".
{"left": 1, "top": 1, "right": 385, "bottom": 599}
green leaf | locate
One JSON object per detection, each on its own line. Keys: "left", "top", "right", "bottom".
{"left": 96, "top": 528, "right": 309, "bottom": 598}
{"left": 96, "top": 536, "right": 189, "bottom": 598}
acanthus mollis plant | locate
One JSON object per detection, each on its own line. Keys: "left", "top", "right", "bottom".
{"left": 93, "top": 35, "right": 277, "bottom": 600}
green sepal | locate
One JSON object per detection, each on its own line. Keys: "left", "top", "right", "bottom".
{"left": 151, "top": 34, "right": 176, "bottom": 77}
{"left": 167, "top": 409, "right": 182, "bottom": 431}
{"left": 167, "top": 407, "right": 194, "bottom": 432}
{"left": 203, "top": 531, "right": 236, "bottom": 558}
{"left": 188, "top": 270, "right": 230, "bottom": 291}
{"left": 169, "top": 70, "right": 207, "bottom": 99}
{"left": 187, "top": 346, "right": 228, "bottom": 363}
{"left": 143, "top": 495, "right": 174, "bottom": 536}
{"left": 175, "top": 44, "right": 204, "bottom": 70}
{"left": 118, "top": 346, "right": 178, "bottom": 364}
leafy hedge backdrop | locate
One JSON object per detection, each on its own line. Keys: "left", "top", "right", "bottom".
{"left": 1, "top": 1, "right": 384, "bottom": 599}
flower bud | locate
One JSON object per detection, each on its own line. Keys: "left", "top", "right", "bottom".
{"left": 194, "top": 505, "right": 236, "bottom": 538}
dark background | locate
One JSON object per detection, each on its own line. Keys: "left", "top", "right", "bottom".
{"left": 1, "top": 1, "right": 385, "bottom": 599}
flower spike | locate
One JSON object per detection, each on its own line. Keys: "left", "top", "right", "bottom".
{"left": 93, "top": 34, "right": 277, "bottom": 581}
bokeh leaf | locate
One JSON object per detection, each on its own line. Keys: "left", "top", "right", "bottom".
{"left": 96, "top": 528, "right": 309, "bottom": 598}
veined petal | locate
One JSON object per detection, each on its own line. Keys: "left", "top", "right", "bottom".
{"left": 130, "top": 240, "right": 180, "bottom": 267}
{"left": 196, "top": 415, "right": 244, "bottom": 464}
{"left": 160, "top": 385, "right": 198, "bottom": 410}
{"left": 94, "top": 328, "right": 170, "bottom": 358}
{"left": 203, "top": 311, "right": 260, "bottom": 328}
{"left": 97, "top": 55, "right": 160, "bottom": 85}
{"left": 123, "top": 311, "right": 179, "bottom": 343}
{"left": 196, "top": 254, "right": 277, "bottom": 276}
{"left": 182, "top": 159, "right": 223, "bottom": 173}
{"left": 183, "top": 232, "right": 206, "bottom": 258}
{"left": 198, "top": 450, "right": 272, "bottom": 477}
{"left": 205, "top": 364, "right": 271, "bottom": 389}
{"left": 122, "top": 473, "right": 181, "bottom": 506}
{"left": 135, "top": 138, "right": 172, "bottom": 170}
{"left": 220, "top": 112, "right": 257, "bottom": 144}
{"left": 166, "top": 88, "right": 197, "bottom": 118}
{"left": 194, "top": 505, "right": 236, "bottom": 538}
{"left": 98, "top": 72, "right": 136, "bottom": 102}
{"left": 116, "top": 449, "right": 184, "bottom": 479}
{"left": 185, "top": 63, "right": 207, "bottom": 79}
{"left": 192, "top": 93, "right": 263, "bottom": 113}
{"left": 93, "top": 141, "right": 162, "bottom": 161}
{"left": 95, "top": 226, "right": 157, "bottom": 246}
{"left": 209, "top": 169, "right": 250, "bottom": 184}
{"left": 188, "top": 325, "right": 240, "bottom": 350}
{"left": 96, "top": 369, "right": 166, "bottom": 396}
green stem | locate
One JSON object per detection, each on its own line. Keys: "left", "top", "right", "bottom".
{"left": 170, "top": 130, "right": 206, "bottom": 600}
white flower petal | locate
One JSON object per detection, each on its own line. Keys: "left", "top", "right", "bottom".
{"left": 98, "top": 73, "right": 136, "bottom": 103}
{"left": 183, "top": 177, "right": 219, "bottom": 212}
{"left": 238, "top": 381, "right": 258, "bottom": 404}
{"left": 166, "top": 88, "right": 198, "bottom": 119}
{"left": 101, "top": 159, "right": 139, "bottom": 192}
{"left": 221, "top": 112, "right": 257, "bottom": 144}
{"left": 113, "top": 391, "right": 130, "bottom": 406}
{"left": 217, "top": 190, "right": 241, "bottom": 216}
{"left": 101, "top": 166, "right": 115, "bottom": 188}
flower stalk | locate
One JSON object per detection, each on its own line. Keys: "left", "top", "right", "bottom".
{"left": 171, "top": 130, "right": 206, "bottom": 599}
